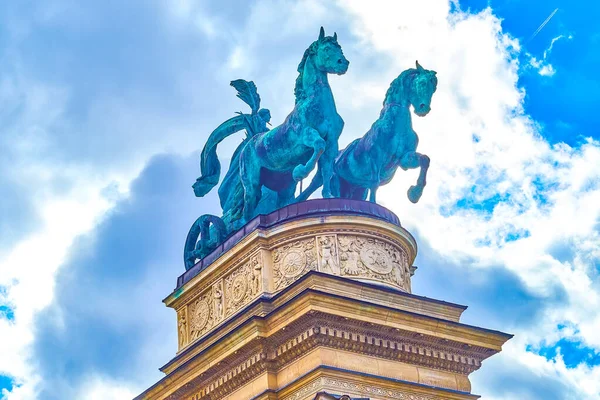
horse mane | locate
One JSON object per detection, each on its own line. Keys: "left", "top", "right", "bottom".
{"left": 383, "top": 67, "right": 438, "bottom": 107}
{"left": 383, "top": 68, "right": 417, "bottom": 107}
{"left": 294, "top": 37, "right": 338, "bottom": 104}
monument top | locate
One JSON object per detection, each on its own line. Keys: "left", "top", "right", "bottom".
{"left": 135, "top": 28, "right": 513, "bottom": 400}
{"left": 179, "top": 198, "right": 410, "bottom": 289}
{"left": 184, "top": 27, "right": 437, "bottom": 271}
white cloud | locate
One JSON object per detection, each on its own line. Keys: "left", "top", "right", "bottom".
{"left": 1, "top": 1, "right": 598, "bottom": 399}
{"left": 332, "top": 1, "right": 599, "bottom": 398}
{"left": 529, "top": 33, "right": 573, "bottom": 77}
{"left": 74, "top": 376, "right": 137, "bottom": 400}
{"left": 0, "top": 172, "right": 117, "bottom": 397}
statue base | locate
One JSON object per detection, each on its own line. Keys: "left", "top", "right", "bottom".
{"left": 135, "top": 200, "right": 511, "bottom": 399}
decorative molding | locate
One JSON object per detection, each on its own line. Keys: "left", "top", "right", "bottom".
{"left": 282, "top": 375, "right": 466, "bottom": 400}
{"left": 167, "top": 312, "right": 488, "bottom": 399}
{"left": 338, "top": 234, "right": 410, "bottom": 291}
{"left": 176, "top": 222, "right": 418, "bottom": 351}
{"left": 189, "top": 289, "right": 216, "bottom": 341}
{"left": 225, "top": 252, "right": 262, "bottom": 317}
{"left": 317, "top": 234, "right": 340, "bottom": 275}
{"left": 281, "top": 377, "right": 323, "bottom": 400}
{"left": 322, "top": 376, "right": 439, "bottom": 400}
{"left": 272, "top": 238, "right": 318, "bottom": 291}
{"left": 177, "top": 307, "right": 188, "bottom": 349}
{"left": 213, "top": 279, "right": 224, "bottom": 322}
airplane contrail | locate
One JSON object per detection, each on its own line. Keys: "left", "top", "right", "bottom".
{"left": 530, "top": 8, "right": 559, "bottom": 41}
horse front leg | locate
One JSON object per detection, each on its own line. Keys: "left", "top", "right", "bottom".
{"left": 400, "top": 152, "right": 430, "bottom": 203}
{"left": 292, "top": 128, "right": 325, "bottom": 182}
{"left": 318, "top": 141, "right": 338, "bottom": 198}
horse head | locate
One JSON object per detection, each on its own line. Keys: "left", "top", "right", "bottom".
{"left": 313, "top": 27, "right": 349, "bottom": 75}
{"left": 409, "top": 61, "right": 438, "bottom": 117}
{"left": 295, "top": 27, "right": 349, "bottom": 103}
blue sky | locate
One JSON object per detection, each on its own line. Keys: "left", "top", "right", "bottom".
{"left": 0, "top": 1, "right": 599, "bottom": 399}
{"left": 460, "top": 0, "right": 600, "bottom": 146}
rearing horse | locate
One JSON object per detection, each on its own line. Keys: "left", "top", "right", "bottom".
{"left": 239, "top": 27, "right": 349, "bottom": 221}
{"left": 298, "top": 61, "right": 437, "bottom": 203}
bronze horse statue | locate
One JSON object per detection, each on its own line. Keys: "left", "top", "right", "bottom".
{"left": 184, "top": 28, "right": 349, "bottom": 269}
{"left": 239, "top": 27, "right": 349, "bottom": 221}
{"left": 298, "top": 61, "right": 437, "bottom": 203}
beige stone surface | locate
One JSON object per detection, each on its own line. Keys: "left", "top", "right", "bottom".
{"left": 167, "top": 215, "right": 468, "bottom": 352}
{"left": 135, "top": 214, "right": 511, "bottom": 400}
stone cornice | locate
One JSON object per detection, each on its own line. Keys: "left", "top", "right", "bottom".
{"left": 178, "top": 199, "right": 408, "bottom": 288}
{"left": 137, "top": 279, "right": 511, "bottom": 400}
{"left": 160, "top": 273, "right": 509, "bottom": 377}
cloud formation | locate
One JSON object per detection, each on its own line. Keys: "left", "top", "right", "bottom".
{"left": 0, "top": 1, "right": 598, "bottom": 399}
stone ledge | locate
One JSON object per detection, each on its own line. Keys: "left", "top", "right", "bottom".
{"left": 137, "top": 275, "right": 511, "bottom": 400}
{"left": 179, "top": 199, "right": 407, "bottom": 288}
{"left": 169, "top": 214, "right": 421, "bottom": 351}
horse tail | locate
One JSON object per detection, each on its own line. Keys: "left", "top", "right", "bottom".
{"left": 296, "top": 172, "right": 323, "bottom": 202}
{"left": 184, "top": 214, "right": 228, "bottom": 270}
{"left": 193, "top": 115, "right": 246, "bottom": 197}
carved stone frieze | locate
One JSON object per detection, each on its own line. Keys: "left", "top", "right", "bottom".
{"left": 272, "top": 238, "right": 318, "bottom": 290}
{"left": 225, "top": 252, "right": 262, "bottom": 317}
{"left": 165, "top": 309, "right": 493, "bottom": 400}
{"left": 281, "top": 377, "right": 323, "bottom": 400}
{"left": 249, "top": 252, "right": 263, "bottom": 297}
{"left": 213, "top": 279, "right": 224, "bottom": 322}
{"left": 173, "top": 222, "right": 417, "bottom": 348}
{"left": 282, "top": 376, "right": 459, "bottom": 400}
{"left": 189, "top": 290, "right": 216, "bottom": 341}
{"left": 338, "top": 234, "right": 410, "bottom": 291}
{"left": 322, "top": 377, "right": 439, "bottom": 400}
{"left": 317, "top": 234, "right": 340, "bottom": 275}
{"left": 177, "top": 307, "right": 188, "bottom": 349}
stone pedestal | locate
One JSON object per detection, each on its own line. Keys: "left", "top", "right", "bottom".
{"left": 136, "top": 199, "right": 511, "bottom": 400}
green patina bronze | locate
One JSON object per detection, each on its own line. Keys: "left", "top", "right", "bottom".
{"left": 238, "top": 27, "right": 348, "bottom": 220}
{"left": 184, "top": 30, "right": 438, "bottom": 271}
{"left": 193, "top": 79, "right": 272, "bottom": 199}
{"left": 184, "top": 27, "right": 348, "bottom": 269}
{"left": 297, "top": 61, "right": 438, "bottom": 204}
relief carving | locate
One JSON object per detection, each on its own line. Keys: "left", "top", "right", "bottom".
{"left": 225, "top": 253, "right": 262, "bottom": 317}
{"left": 272, "top": 238, "right": 317, "bottom": 290}
{"left": 177, "top": 307, "right": 188, "bottom": 349}
{"left": 323, "top": 377, "right": 437, "bottom": 400}
{"left": 213, "top": 280, "right": 224, "bottom": 322}
{"left": 249, "top": 253, "right": 262, "bottom": 296}
{"left": 338, "top": 235, "right": 410, "bottom": 291}
{"left": 189, "top": 291, "right": 213, "bottom": 341}
{"left": 317, "top": 235, "right": 340, "bottom": 275}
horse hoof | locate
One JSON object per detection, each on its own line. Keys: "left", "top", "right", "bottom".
{"left": 407, "top": 185, "right": 423, "bottom": 203}
{"left": 292, "top": 166, "right": 306, "bottom": 182}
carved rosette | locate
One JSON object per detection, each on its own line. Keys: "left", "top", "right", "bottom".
{"left": 225, "top": 253, "right": 262, "bottom": 317}
{"left": 337, "top": 235, "right": 410, "bottom": 292}
{"left": 173, "top": 215, "right": 417, "bottom": 348}
{"left": 189, "top": 290, "right": 216, "bottom": 341}
{"left": 272, "top": 238, "right": 318, "bottom": 290}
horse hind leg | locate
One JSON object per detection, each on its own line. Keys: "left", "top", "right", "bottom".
{"left": 277, "top": 179, "right": 297, "bottom": 208}
{"left": 401, "top": 152, "right": 430, "bottom": 203}
{"left": 369, "top": 187, "right": 377, "bottom": 203}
